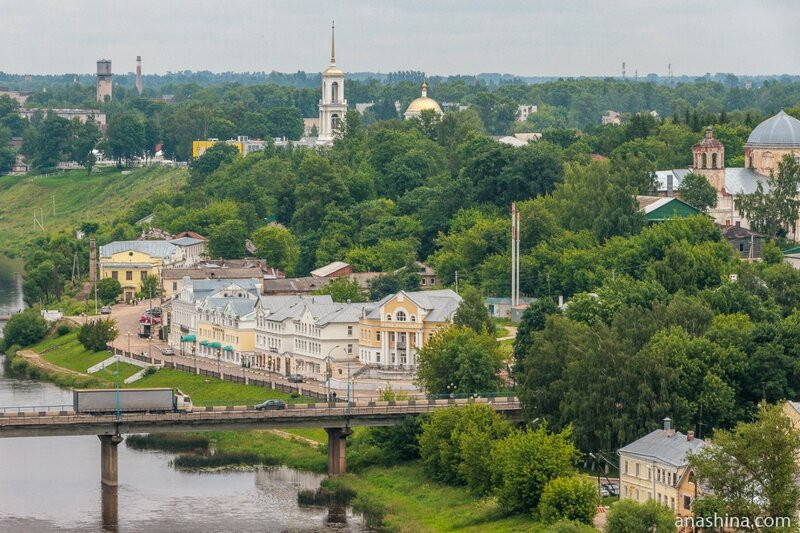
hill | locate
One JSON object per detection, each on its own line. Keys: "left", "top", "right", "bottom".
{"left": 0, "top": 165, "right": 187, "bottom": 255}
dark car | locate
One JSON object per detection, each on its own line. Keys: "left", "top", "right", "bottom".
{"left": 287, "top": 374, "right": 304, "bottom": 383}
{"left": 255, "top": 399, "right": 286, "bottom": 411}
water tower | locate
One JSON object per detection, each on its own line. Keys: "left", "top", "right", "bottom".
{"left": 96, "top": 59, "right": 113, "bottom": 102}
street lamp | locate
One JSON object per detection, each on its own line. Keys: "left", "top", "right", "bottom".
{"left": 192, "top": 343, "right": 197, "bottom": 375}
{"left": 126, "top": 331, "right": 132, "bottom": 357}
{"left": 447, "top": 382, "right": 457, "bottom": 399}
{"left": 325, "top": 345, "right": 340, "bottom": 403}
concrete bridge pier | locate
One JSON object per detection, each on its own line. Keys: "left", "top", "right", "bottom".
{"left": 325, "top": 427, "right": 353, "bottom": 476}
{"left": 99, "top": 434, "right": 124, "bottom": 486}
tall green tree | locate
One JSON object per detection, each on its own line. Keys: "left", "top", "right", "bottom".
{"left": 207, "top": 220, "right": 248, "bottom": 259}
{"left": 603, "top": 500, "right": 676, "bottom": 533}
{"left": 250, "top": 224, "right": 300, "bottom": 274}
{"left": 1, "top": 311, "right": 48, "bottom": 349}
{"left": 736, "top": 155, "right": 800, "bottom": 238}
{"left": 452, "top": 286, "right": 495, "bottom": 335}
{"left": 107, "top": 110, "right": 146, "bottom": 165}
{"left": 678, "top": 173, "right": 718, "bottom": 211}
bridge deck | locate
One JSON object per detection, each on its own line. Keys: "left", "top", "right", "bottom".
{"left": 0, "top": 398, "right": 522, "bottom": 438}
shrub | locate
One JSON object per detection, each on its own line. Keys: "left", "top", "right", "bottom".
{"left": 56, "top": 324, "right": 72, "bottom": 336}
{"left": 490, "top": 424, "right": 578, "bottom": 514}
{"left": 538, "top": 476, "right": 599, "bottom": 524}
{"left": 96, "top": 278, "right": 122, "bottom": 303}
{"left": 603, "top": 500, "right": 676, "bottom": 533}
{"left": 2, "top": 311, "right": 48, "bottom": 348}
{"left": 77, "top": 318, "right": 119, "bottom": 352}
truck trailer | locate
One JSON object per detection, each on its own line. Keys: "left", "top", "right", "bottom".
{"left": 73, "top": 388, "right": 193, "bottom": 414}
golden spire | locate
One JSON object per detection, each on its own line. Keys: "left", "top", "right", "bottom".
{"left": 330, "top": 20, "right": 336, "bottom": 64}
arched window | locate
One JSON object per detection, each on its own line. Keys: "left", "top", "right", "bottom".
{"left": 396, "top": 310, "right": 407, "bottom": 322}
{"left": 410, "top": 315, "right": 416, "bottom": 322}
{"left": 701, "top": 153, "right": 707, "bottom": 169}
{"left": 711, "top": 152, "right": 718, "bottom": 169}
{"left": 386, "top": 314, "right": 392, "bottom": 321}
{"left": 331, "top": 113, "right": 340, "bottom": 131}
{"left": 331, "top": 82, "right": 339, "bottom": 103}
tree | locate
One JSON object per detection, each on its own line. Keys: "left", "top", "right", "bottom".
{"left": 736, "top": 155, "right": 800, "bottom": 238}
{"left": 538, "top": 476, "right": 599, "bottom": 525}
{"left": 513, "top": 297, "right": 559, "bottom": 379}
{"left": 136, "top": 274, "right": 160, "bottom": 300}
{"left": 264, "top": 107, "right": 304, "bottom": 140}
{"left": 33, "top": 114, "right": 71, "bottom": 168}
{"left": 1, "top": 311, "right": 47, "bottom": 349}
{"left": 250, "top": 224, "right": 300, "bottom": 274}
{"left": 314, "top": 277, "right": 365, "bottom": 302}
{"left": 367, "top": 269, "right": 420, "bottom": 300}
{"left": 415, "top": 326, "right": 504, "bottom": 395}
{"left": 106, "top": 110, "right": 146, "bottom": 165}
{"left": 96, "top": 278, "right": 122, "bottom": 303}
{"left": 418, "top": 404, "right": 511, "bottom": 489}
{"left": 188, "top": 142, "right": 240, "bottom": 187}
{"left": 603, "top": 500, "right": 676, "bottom": 533}
{"left": 77, "top": 318, "right": 119, "bottom": 352}
{"left": 207, "top": 220, "right": 248, "bottom": 259}
{"left": 490, "top": 424, "right": 578, "bottom": 514}
{"left": 688, "top": 403, "right": 800, "bottom": 527}
{"left": 678, "top": 173, "right": 718, "bottom": 211}
{"left": 453, "top": 286, "right": 495, "bottom": 335}
{"left": 70, "top": 119, "right": 101, "bottom": 174}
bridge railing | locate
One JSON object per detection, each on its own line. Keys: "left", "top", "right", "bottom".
{"left": 0, "top": 404, "right": 73, "bottom": 414}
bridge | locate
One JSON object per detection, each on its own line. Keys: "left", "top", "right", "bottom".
{"left": 0, "top": 397, "right": 522, "bottom": 485}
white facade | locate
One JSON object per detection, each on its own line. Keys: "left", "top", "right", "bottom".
{"left": 318, "top": 23, "right": 347, "bottom": 143}
{"left": 516, "top": 104, "right": 538, "bottom": 122}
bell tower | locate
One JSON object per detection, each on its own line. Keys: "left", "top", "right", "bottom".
{"left": 692, "top": 127, "right": 725, "bottom": 191}
{"left": 318, "top": 21, "right": 348, "bottom": 142}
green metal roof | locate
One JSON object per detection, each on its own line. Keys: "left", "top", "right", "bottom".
{"left": 783, "top": 247, "right": 800, "bottom": 255}
{"left": 209, "top": 341, "right": 222, "bottom": 349}
{"left": 223, "top": 345, "right": 233, "bottom": 352}
{"left": 199, "top": 340, "right": 209, "bottom": 346}
{"left": 181, "top": 334, "right": 196, "bottom": 342}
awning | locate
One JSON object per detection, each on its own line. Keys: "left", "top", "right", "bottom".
{"left": 181, "top": 335, "right": 196, "bottom": 342}
{"left": 223, "top": 345, "right": 233, "bottom": 352}
{"left": 209, "top": 342, "right": 222, "bottom": 349}
{"left": 200, "top": 340, "right": 209, "bottom": 346}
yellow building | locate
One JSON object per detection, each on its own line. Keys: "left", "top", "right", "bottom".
{"left": 196, "top": 298, "right": 257, "bottom": 367}
{"left": 618, "top": 418, "right": 705, "bottom": 518}
{"left": 191, "top": 137, "right": 266, "bottom": 158}
{"left": 99, "top": 241, "right": 181, "bottom": 302}
{"left": 358, "top": 289, "right": 461, "bottom": 368}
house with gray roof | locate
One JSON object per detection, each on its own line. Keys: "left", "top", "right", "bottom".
{"left": 618, "top": 418, "right": 705, "bottom": 517}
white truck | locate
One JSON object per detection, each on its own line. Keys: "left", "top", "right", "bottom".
{"left": 73, "top": 388, "right": 193, "bottom": 414}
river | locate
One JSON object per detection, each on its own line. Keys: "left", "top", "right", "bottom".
{"left": 0, "top": 256, "right": 25, "bottom": 337}
{"left": 0, "top": 264, "right": 369, "bottom": 532}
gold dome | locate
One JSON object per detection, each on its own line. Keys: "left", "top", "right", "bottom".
{"left": 323, "top": 65, "right": 344, "bottom": 76}
{"left": 406, "top": 96, "right": 442, "bottom": 114}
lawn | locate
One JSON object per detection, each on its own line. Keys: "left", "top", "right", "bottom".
{"left": 206, "top": 430, "right": 328, "bottom": 473}
{"left": 129, "top": 368, "right": 316, "bottom": 405}
{"left": 35, "top": 332, "right": 140, "bottom": 381}
{"left": 327, "top": 462, "right": 545, "bottom": 533}
{"left": 0, "top": 165, "right": 187, "bottom": 255}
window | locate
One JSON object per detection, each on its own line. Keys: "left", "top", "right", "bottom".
{"left": 420, "top": 278, "right": 426, "bottom": 285}
{"left": 635, "top": 463, "right": 640, "bottom": 478}
{"left": 111, "top": 271, "right": 118, "bottom": 280}
{"left": 126, "top": 271, "right": 133, "bottom": 281}
{"left": 376, "top": 331, "right": 381, "bottom": 341}
{"left": 390, "top": 332, "right": 395, "bottom": 342}
{"left": 739, "top": 243, "right": 744, "bottom": 252}
{"left": 410, "top": 315, "right": 416, "bottom": 322}
{"left": 396, "top": 310, "right": 406, "bottom": 322}
{"left": 712, "top": 152, "right": 718, "bottom": 169}
{"left": 683, "top": 495, "right": 691, "bottom": 510}
{"left": 347, "top": 326, "right": 353, "bottom": 336}
{"left": 701, "top": 153, "right": 707, "bottom": 169}
{"left": 386, "top": 314, "right": 392, "bottom": 321}
{"left": 347, "top": 344, "right": 352, "bottom": 354}
{"left": 430, "top": 277, "right": 436, "bottom": 286}
{"left": 624, "top": 460, "right": 628, "bottom": 474}
{"left": 141, "top": 271, "right": 148, "bottom": 281}
{"left": 172, "top": 282, "right": 178, "bottom": 290}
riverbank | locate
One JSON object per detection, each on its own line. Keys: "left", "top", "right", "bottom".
{"left": 4, "top": 337, "right": 548, "bottom": 532}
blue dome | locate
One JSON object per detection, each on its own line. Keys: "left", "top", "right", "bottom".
{"left": 746, "top": 110, "right": 800, "bottom": 148}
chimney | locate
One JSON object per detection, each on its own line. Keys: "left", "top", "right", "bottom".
{"left": 705, "top": 127, "right": 713, "bottom": 139}
{"left": 735, "top": 220, "right": 740, "bottom": 227}
{"left": 89, "top": 239, "right": 97, "bottom": 282}
{"left": 558, "top": 295, "right": 564, "bottom": 308}
{"left": 687, "top": 431, "right": 694, "bottom": 441}
{"left": 663, "top": 417, "right": 671, "bottom": 431}
{"left": 135, "top": 56, "right": 142, "bottom": 95}
{"left": 667, "top": 174, "right": 673, "bottom": 197}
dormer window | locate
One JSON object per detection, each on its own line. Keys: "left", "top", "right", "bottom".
{"left": 396, "top": 310, "right": 407, "bottom": 322}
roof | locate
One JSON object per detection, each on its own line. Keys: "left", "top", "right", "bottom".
{"left": 636, "top": 196, "right": 703, "bottom": 220}
{"left": 783, "top": 247, "right": 800, "bottom": 256}
{"left": 366, "top": 289, "right": 461, "bottom": 322}
{"left": 99, "top": 240, "right": 177, "bottom": 259}
{"left": 655, "top": 168, "right": 768, "bottom": 195}
{"left": 173, "top": 231, "right": 207, "bottom": 240}
{"left": 310, "top": 261, "right": 351, "bottom": 278}
{"left": 746, "top": 110, "right": 800, "bottom": 148}
{"left": 162, "top": 267, "right": 265, "bottom": 280}
{"left": 618, "top": 429, "right": 705, "bottom": 467}
{"left": 262, "top": 298, "right": 367, "bottom": 326}
{"left": 693, "top": 129, "right": 723, "bottom": 149}
{"left": 415, "top": 261, "right": 436, "bottom": 275}
{"left": 169, "top": 237, "right": 205, "bottom": 247}
{"left": 263, "top": 276, "right": 332, "bottom": 293}
{"left": 722, "top": 224, "right": 763, "bottom": 240}
{"left": 484, "top": 296, "right": 535, "bottom": 305}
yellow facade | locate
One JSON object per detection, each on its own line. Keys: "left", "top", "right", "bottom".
{"left": 99, "top": 250, "right": 162, "bottom": 302}
{"left": 197, "top": 321, "right": 254, "bottom": 355}
{"left": 191, "top": 140, "right": 244, "bottom": 158}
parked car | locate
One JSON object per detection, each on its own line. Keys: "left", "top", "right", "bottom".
{"left": 255, "top": 399, "right": 286, "bottom": 411}
{"left": 601, "top": 483, "right": 618, "bottom": 497}
{"left": 161, "top": 346, "right": 175, "bottom": 356}
{"left": 100, "top": 306, "right": 112, "bottom": 315}
{"left": 287, "top": 374, "right": 304, "bottom": 383}
{"left": 146, "top": 307, "right": 162, "bottom": 318}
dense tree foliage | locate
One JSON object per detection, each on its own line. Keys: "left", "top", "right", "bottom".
{"left": 77, "top": 318, "right": 119, "bottom": 352}
{"left": 736, "top": 155, "right": 800, "bottom": 238}
{"left": 1, "top": 311, "right": 48, "bottom": 349}
{"left": 313, "top": 277, "right": 365, "bottom": 303}
{"left": 96, "top": 278, "right": 122, "bottom": 303}
{"left": 678, "top": 172, "right": 718, "bottom": 211}
{"left": 603, "top": 500, "right": 676, "bottom": 533}
{"left": 452, "top": 287, "right": 495, "bottom": 335}
{"left": 538, "top": 476, "right": 599, "bottom": 525}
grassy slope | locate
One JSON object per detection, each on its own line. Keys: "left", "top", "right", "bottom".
{"left": 0, "top": 166, "right": 186, "bottom": 254}
{"left": 33, "top": 332, "right": 140, "bottom": 380}
{"left": 327, "top": 463, "right": 544, "bottom": 533}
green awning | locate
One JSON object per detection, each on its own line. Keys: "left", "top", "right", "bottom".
{"left": 209, "top": 342, "right": 222, "bottom": 349}
{"left": 181, "top": 335, "right": 196, "bottom": 342}
{"left": 223, "top": 345, "right": 233, "bottom": 352}
{"left": 200, "top": 340, "right": 209, "bottom": 346}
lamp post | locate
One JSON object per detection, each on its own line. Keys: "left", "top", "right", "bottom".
{"left": 217, "top": 347, "right": 222, "bottom": 377}
{"left": 126, "top": 331, "right": 131, "bottom": 357}
{"left": 325, "top": 345, "right": 340, "bottom": 403}
{"left": 446, "top": 382, "right": 456, "bottom": 399}
{"left": 148, "top": 334, "right": 152, "bottom": 363}
{"left": 192, "top": 344, "right": 197, "bottom": 375}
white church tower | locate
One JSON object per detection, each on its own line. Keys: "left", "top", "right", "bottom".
{"left": 318, "top": 21, "right": 347, "bottom": 143}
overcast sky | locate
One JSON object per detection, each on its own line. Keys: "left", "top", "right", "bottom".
{"left": 2, "top": 0, "right": 799, "bottom": 77}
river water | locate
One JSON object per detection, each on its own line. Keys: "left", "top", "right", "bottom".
{"left": 0, "top": 262, "right": 368, "bottom": 532}
{"left": 0, "top": 256, "right": 25, "bottom": 337}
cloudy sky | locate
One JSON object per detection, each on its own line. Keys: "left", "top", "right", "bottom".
{"left": 2, "top": 0, "right": 799, "bottom": 77}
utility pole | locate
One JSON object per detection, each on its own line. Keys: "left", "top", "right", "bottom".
{"left": 454, "top": 270, "right": 459, "bottom": 294}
